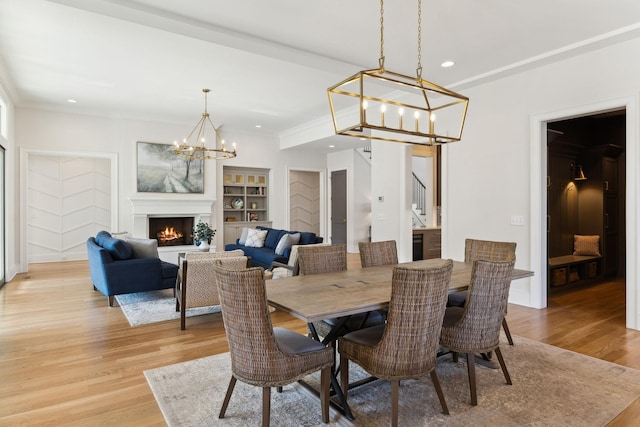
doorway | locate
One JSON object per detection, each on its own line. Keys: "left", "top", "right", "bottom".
{"left": 331, "top": 169, "right": 347, "bottom": 244}
{"left": 288, "top": 170, "right": 321, "bottom": 236}
{"left": 546, "top": 110, "right": 626, "bottom": 298}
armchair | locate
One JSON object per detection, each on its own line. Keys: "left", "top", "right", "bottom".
{"left": 86, "top": 231, "right": 178, "bottom": 306}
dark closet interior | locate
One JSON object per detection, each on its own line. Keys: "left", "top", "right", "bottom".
{"left": 547, "top": 110, "right": 626, "bottom": 292}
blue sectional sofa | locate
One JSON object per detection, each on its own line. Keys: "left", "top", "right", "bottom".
{"left": 87, "top": 231, "right": 179, "bottom": 306}
{"left": 224, "top": 226, "right": 323, "bottom": 269}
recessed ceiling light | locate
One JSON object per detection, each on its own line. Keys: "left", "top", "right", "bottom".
{"left": 441, "top": 61, "right": 455, "bottom": 68}
{"left": 255, "top": 124, "right": 262, "bottom": 128}
{"left": 329, "top": 145, "right": 335, "bottom": 148}
{"left": 67, "top": 99, "right": 77, "bottom": 103}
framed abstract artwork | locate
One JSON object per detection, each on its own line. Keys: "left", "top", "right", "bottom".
{"left": 136, "top": 141, "right": 204, "bottom": 193}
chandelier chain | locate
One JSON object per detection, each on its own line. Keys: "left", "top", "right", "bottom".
{"left": 379, "top": 0, "right": 385, "bottom": 69}
{"left": 417, "top": 0, "right": 422, "bottom": 80}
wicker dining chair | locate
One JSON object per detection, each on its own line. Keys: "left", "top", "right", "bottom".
{"left": 338, "top": 260, "right": 454, "bottom": 426}
{"left": 175, "top": 249, "right": 244, "bottom": 288}
{"left": 297, "top": 244, "right": 385, "bottom": 341}
{"left": 213, "top": 263, "right": 333, "bottom": 426}
{"left": 440, "top": 254, "right": 516, "bottom": 406}
{"left": 358, "top": 240, "right": 398, "bottom": 268}
{"left": 176, "top": 254, "right": 249, "bottom": 330}
{"left": 447, "top": 238, "right": 517, "bottom": 345}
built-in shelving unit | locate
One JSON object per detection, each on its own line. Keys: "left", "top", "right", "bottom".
{"left": 222, "top": 167, "right": 271, "bottom": 245}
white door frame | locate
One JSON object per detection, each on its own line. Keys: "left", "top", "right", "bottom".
{"left": 19, "top": 148, "right": 118, "bottom": 272}
{"left": 530, "top": 95, "right": 639, "bottom": 330}
{"left": 284, "top": 166, "right": 327, "bottom": 242}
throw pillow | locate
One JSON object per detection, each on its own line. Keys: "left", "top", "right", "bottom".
{"left": 95, "top": 230, "right": 112, "bottom": 246}
{"left": 264, "top": 229, "right": 285, "bottom": 249}
{"left": 245, "top": 228, "right": 268, "bottom": 248}
{"left": 298, "top": 231, "right": 317, "bottom": 245}
{"left": 125, "top": 237, "right": 159, "bottom": 259}
{"left": 573, "top": 235, "right": 601, "bottom": 256}
{"left": 99, "top": 234, "right": 132, "bottom": 260}
{"left": 238, "top": 227, "right": 250, "bottom": 245}
{"left": 275, "top": 232, "right": 301, "bottom": 256}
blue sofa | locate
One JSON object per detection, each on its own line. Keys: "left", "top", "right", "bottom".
{"left": 87, "top": 231, "right": 179, "bottom": 306}
{"left": 225, "top": 226, "right": 323, "bottom": 269}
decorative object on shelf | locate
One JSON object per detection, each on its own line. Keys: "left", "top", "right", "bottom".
{"left": 575, "top": 164, "right": 588, "bottom": 181}
{"left": 231, "top": 197, "right": 244, "bottom": 209}
{"left": 327, "top": 0, "right": 469, "bottom": 146}
{"left": 174, "top": 88, "right": 237, "bottom": 160}
{"left": 193, "top": 221, "right": 215, "bottom": 247}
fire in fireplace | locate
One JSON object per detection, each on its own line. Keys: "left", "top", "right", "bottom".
{"left": 148, "top": 217, "right": 194, "bottom": 247}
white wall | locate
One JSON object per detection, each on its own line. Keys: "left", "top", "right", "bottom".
{"left": 371, "top": 140, "right": 413, "bottom": 262}
{"left": 213, "top": 131, "right": 328, "bottom": 248}
{"left": 15, "top": 108, "right": 326, "bottom": 270}
{"left": 442, "top": 37, "right": 640, "bottom": 328}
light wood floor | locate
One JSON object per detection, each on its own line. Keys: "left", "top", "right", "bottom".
{"left": 1, "top": 258, "right": 639, "bottom": 426}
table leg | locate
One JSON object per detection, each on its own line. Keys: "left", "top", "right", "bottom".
{"left": 304, "top": 320, "right": 355, "bottom": 421}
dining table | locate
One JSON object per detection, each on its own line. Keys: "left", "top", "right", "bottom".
{"left": 265, "top": 258, "right": 534, "bottom": 420}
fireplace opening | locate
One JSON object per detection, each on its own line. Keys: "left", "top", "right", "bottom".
{"left": 148, "top": 217, "right": 194, "bottom": 247}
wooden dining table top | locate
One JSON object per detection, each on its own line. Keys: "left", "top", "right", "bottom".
{"left": 266, "top": 258, "right": 534, "bottom": 324}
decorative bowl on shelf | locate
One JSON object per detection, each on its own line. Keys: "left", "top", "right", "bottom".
{"left": 231, "top": 197, "right": 244, "bottom": 209}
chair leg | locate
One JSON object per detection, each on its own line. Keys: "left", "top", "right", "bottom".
{"left": 218, "top": 376, "right": 237, "bottom": 418}
{"left": 262, "top": 387, "right": 271, "bottom": 427}
{"left": 108, "top": 295, "right": 114, "bottom": 307}
{"left": 494, "top": 346, "right": 512, "bottom": 385}
{"left": 180, "top": 302, "right": 186, "bottom": 330}
{"left": 465, "top": 352, "right": 478, "bottom": 405}
{"left": 430, "top": 370, "right": 449, "bottom": 415}
{"left": 391, "top": 380, "right": 399, "bottom": 427}
{"left": 452, "top": 351, "right": 459, "bottom": 363}
{"left": 339, "top": 355, "right": 349, "bottom": 401}
{"left": 320, "top": 366, "right": 330, "bottom": 423}
{"left": 502, "top": 317, "right": 514, "bottom": 345}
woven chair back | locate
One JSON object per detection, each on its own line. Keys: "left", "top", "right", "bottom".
{"left": 182, "top": 256, "right": 248, "bottom": 309}
{"left": 464, "top": 239, "right": 516, "bottom": 263}
{"left": 442, "top": 254, "right": 516, "bottom": 352}
{"left": 368, "top": 260, "right": 453, "bottom": 379}
{"left": 185, "top": 249, "right": 244, "bottom": 260}
{"left": 358, "top": 240, "right": 398, "bottom": 268}
{"left": 297, "top": 244, "right": 347, "bottom": 275}
{"left": 213, "top": 264, "right": 284, "bottom": 385}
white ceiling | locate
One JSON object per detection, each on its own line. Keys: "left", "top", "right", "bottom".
{"left": 1, "top": 0, "right": 639, "bottom": 143}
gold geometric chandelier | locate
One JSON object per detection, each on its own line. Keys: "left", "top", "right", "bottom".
{"left": 174, "top": 88, "right": 237, "bottom": 160}
{"left": 328, "top": 0, "right": 469, "bottom": 146}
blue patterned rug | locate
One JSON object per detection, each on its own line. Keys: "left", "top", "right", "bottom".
{"left": 115, "top": 289, "right": 221, "bottom": 327}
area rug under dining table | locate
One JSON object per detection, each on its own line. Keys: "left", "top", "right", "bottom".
{"left": 144, "top": 335, "right": 640, "bottom": 426}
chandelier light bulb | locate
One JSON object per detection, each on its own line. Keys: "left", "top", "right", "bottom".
{"left": 362, "top": 100, "right": 368, "bottom": 123}
{"left": 398, "top": 108, "right": 404, "bottom": 129}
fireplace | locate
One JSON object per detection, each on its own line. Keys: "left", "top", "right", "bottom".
{"left": 129, "top": 196, "right": 215, "bottom": 262}
{"left": 148, "top": 217, "right": 194, "bottom": 247}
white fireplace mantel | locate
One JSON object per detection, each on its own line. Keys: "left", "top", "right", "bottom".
{"left": 128, "top": 196, "right": 215, "bottom": 238}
